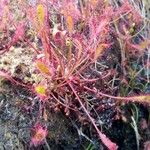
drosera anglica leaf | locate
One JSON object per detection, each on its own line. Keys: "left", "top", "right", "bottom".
{"left": 66, "top": 15, "right": 73, "bottom": 33}
{"left": 31, "top": 124, "right": 47, "bottom": 146}
{"left": 94, "top": 43, "right": 109, "bottom": 60}
{"left": 132, "top": 95, "right": 150, "bottom": 103}
{"left": 36, "top": 61, "right": 51, "bottom": 75}
{"left": 37, "top": 4, "right": 45, "bottom": 26}
{"left": 35, "top": 85, "right": 46, "bottom": 96}
{"left": 127, "top": 40, "right": 150, "bottom": 52}
{"left": 73, "top": 39, "right": 83, "bottom": 59}
{"left": 139, "top": 40, "right": 150, "bottom": 49}
{"left": 90, "top": 0, "right": 98, "bottom": 7}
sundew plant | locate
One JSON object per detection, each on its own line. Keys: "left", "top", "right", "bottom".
{"left": 0, "top": 0, "right": 150, "bottom": 149}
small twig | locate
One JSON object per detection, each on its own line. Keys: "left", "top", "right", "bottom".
{"left": 44, "top": 138, "right": 51, "bottom": 150}
{"left": 130, "top": 116, "right": 140, "bottom": 150}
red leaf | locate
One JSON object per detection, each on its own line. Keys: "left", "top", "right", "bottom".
{"left": 98, "top": 130, "right": 118, "bottom": 150}
{"left": 31, "top": 124, "right": 47, "bottom": 146}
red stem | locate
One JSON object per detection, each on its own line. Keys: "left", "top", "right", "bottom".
{"left": 68, "top": 82, "right": 118, "bottom": 150}
{"left": 84, "top": 86, "right": 150, "bottom": 103}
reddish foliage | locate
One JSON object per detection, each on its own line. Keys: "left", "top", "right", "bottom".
{"left": 0, "top": 0, "right": 149, "bottom": 149}
{"left": 31, "top": 123, "right": 47, "bottom": 146}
